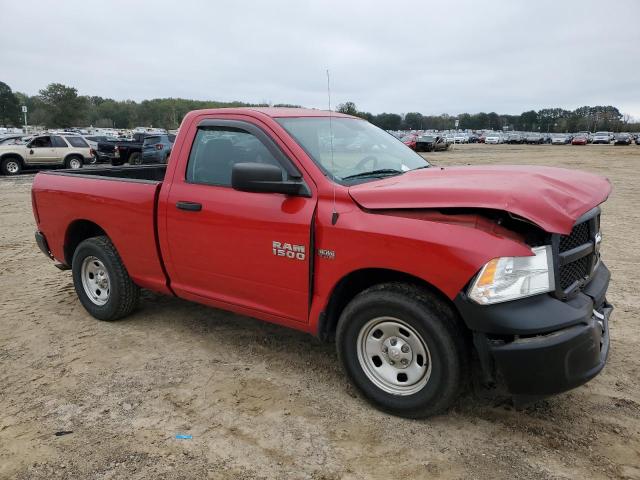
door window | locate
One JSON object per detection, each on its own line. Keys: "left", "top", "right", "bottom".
{"left": 64, "top": 136, "right": 89, "bottom": 147}
{"left": 52, "top": 136, "right": 69, "bottom": 147}
{"left": 30, "top": 136, "right": 52, "bottom": 148}
{"left": 186, "top": 128, "right": 284, "bottom": 186}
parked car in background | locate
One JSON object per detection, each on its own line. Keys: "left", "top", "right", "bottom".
{"left": 140, "top": 134, "right": 175, "bottom": 164}
{"left": 415, "top": 135, "right": 449, "bottom": 152}
{"left": 577, "top": 131, "right": 592, "bottom": 143}
{"left": 592, "top": 132, "right": 611, "bottom": 144}
{"left": 552, "top": 134, "right": 569, "bottom": 145}
{"left": 400, "top": 134, "right": 417, "bottom": 150}
{"left": 453, "top": 133, "right": 468, "bottom": 144}
{"left": 0, "top": 134, "right": 25, "bottom": 145}
{"left": 525, "top": 133, "right": 544, "bottom": 144}
{"left": 571, "top": 134, "right": 588, "bottom": 145}
{"left": 614, "top": 133, "right": 631, "bottom": 145}
{"left": 484, "top": 132, "right": 503, "bottom": 144}
{"left": 506, "top": 133, "right": 523, "bottom": 144}
{"left": 636, "top": 135, "right": 640, "bottom": 146}
{"left": 0, "top": 134, "right": 91, "bottom": 175}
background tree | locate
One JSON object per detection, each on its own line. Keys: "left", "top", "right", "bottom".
{"left": 372, "top": 113, "right": 402, "bottom": 130}
{"left": 38, "top": 83, "right": 88, "bottom": 128}
{"left": 0, "top": 81, "right": 21, "bottom": 126}
{"left": 403, "top": 112, "right": 423, "bottom": 130}
{"left": 336, "top": 101, "right": 359, "bottom": 116}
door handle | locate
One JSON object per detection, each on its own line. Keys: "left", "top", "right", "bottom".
{"left": 176, "top": 201, "right": 202, "bottom": 212}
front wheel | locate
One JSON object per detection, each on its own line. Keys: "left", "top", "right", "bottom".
{"left": 336, "top": 283, "right": 467, "bottom": 418}
{"left": 1, "top": 157, "right": 22, "bottom": 175}
{"left": 72, "top": 236, "right": 140, "bottom": 321}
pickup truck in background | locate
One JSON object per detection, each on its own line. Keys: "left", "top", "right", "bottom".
{"left": 97, "top": 132, "right": 172, "bottom": 166}
{"left": 32, "top": 108, "right": 613, "bottom": 418}
{"left": 0, "top": 133, "right": 91, "bottom": 175}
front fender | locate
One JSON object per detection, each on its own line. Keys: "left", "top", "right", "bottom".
{"left": 308, "top": 200, "right": 533, "bottom": 333}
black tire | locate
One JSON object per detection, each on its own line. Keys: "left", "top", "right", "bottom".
{"left": 86, "top": 155, "right": 98, "bottom": 165}
{"left": 1, "top": 156, "right": 22, "bottom": 176}
{"left": 71, "top": 236, "right": 140, "bottom": 321}
{"left": 64, "top": 156, "right": 83, "bottom": 169}
{"left": 336, "top": 283, "right": 467, "bottom": 418}
{"left": 128, "top": 152, "right": 141, "bottom": 165}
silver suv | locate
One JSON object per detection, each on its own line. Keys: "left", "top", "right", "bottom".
{"left": 0, "top": 134, "right": 92, "bottom": 175}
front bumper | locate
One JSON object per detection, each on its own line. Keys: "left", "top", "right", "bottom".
{"left": 455, "top": 263, "right": 612, "bottom": 399}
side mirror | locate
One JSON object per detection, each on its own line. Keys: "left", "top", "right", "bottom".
{"left": 231, "top": 163, "right": 309, "bottom": 196}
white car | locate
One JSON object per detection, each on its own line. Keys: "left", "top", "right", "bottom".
{"left": 592, "top": 132, "right": 610, "bottom": 144}
{"left": 551, "top": 134, "right": 568, "bottom": 145}
{"left": 484, "top": 133, "right": 503, "bottom": 144}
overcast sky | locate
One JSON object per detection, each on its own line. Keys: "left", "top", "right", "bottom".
{"left": 1, "top": 0, "right": 639, "bottom": 117}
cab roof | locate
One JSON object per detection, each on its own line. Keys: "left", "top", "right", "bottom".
{"left": 191, "top": 107, "right": 358, "bottom": 119}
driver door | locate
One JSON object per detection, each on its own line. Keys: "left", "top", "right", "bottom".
{"left": 164, "top": 119, "right": 316, "bottom": 323}
{"left": 27, "top": 135, "right": 56, "bottom": 164}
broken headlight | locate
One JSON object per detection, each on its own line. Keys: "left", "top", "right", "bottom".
{"left": 468, "top": 245, "right": 555, "bottom": 305}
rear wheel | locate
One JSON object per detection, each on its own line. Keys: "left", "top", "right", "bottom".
{"left": 336, "top": 283, "right": 467, "bottom": 418}
{"left": 1, "top": 157, "right": 22, "bottom": 175}
{"left": 128, "top": 152, "right": 141, "bottom": 165}
{"left": 72, "top": 236, "right": 140, "bottom": 321}
{"left": 65, "top": 156, "right": 83, "bottom": 169}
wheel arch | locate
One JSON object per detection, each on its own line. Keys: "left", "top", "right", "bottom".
{"left": 1, "top": 152, "right": 25, "bottom": 164}
{"left": 317, "top": 268, "right": 465, "bottom": 342}
{"left": 64, "top": 219, "right": 108, "bottom": 266}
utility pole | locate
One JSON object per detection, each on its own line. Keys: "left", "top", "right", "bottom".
{"left": 22, "top": 105, "right": 28, "bottom": 131}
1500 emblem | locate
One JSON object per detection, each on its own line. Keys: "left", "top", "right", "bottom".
{"left": 273, "top": 241, "right": 306, "bottom": 260}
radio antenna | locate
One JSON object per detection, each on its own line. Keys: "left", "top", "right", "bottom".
{"left": 327, "top": 69, "right": 339, "bottom": 225}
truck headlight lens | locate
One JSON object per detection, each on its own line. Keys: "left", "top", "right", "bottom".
{"left": 468, "top": 246, "right": 555, "bottom": 305}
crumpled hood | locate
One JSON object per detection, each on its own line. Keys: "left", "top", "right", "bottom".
{"left": 349, "top": 165, "right": 612, "bottom": 234}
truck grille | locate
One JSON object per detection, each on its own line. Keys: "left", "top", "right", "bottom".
{"left": 555, "top": 210, "right": 600, "bottom": 294}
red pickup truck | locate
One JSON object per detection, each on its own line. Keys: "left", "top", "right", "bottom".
{"left": 32, "top": 108, "right": 613, "bottom": 417}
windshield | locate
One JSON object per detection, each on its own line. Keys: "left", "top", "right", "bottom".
{"left": 276, "top": 117, "right": 429, "bottom": 183}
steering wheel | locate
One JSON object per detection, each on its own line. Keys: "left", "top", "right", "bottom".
{"left": 354, "top": 155, "right": 379, "bottom": 171}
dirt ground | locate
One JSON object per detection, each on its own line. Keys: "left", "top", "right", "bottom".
{"left": 1, "top": 144, "right": 639, "bottom": 479}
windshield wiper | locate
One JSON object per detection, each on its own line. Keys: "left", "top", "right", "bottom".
{"left": 342, "top": 169, "right": 404, "bottom": 180}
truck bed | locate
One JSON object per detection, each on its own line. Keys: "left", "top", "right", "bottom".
{"left": 32, "top": 165, "right": 170, "bottom": 295}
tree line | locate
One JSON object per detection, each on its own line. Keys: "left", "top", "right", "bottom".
{"left": 337, "top": 102, "right": 638, "bottom": 133}
{"left": 1, "top": 81, "right": 637, "bottom": 133}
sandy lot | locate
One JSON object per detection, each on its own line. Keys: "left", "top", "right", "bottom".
{"left": 1, "top": 144, "right": 639, "bottom": 479}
